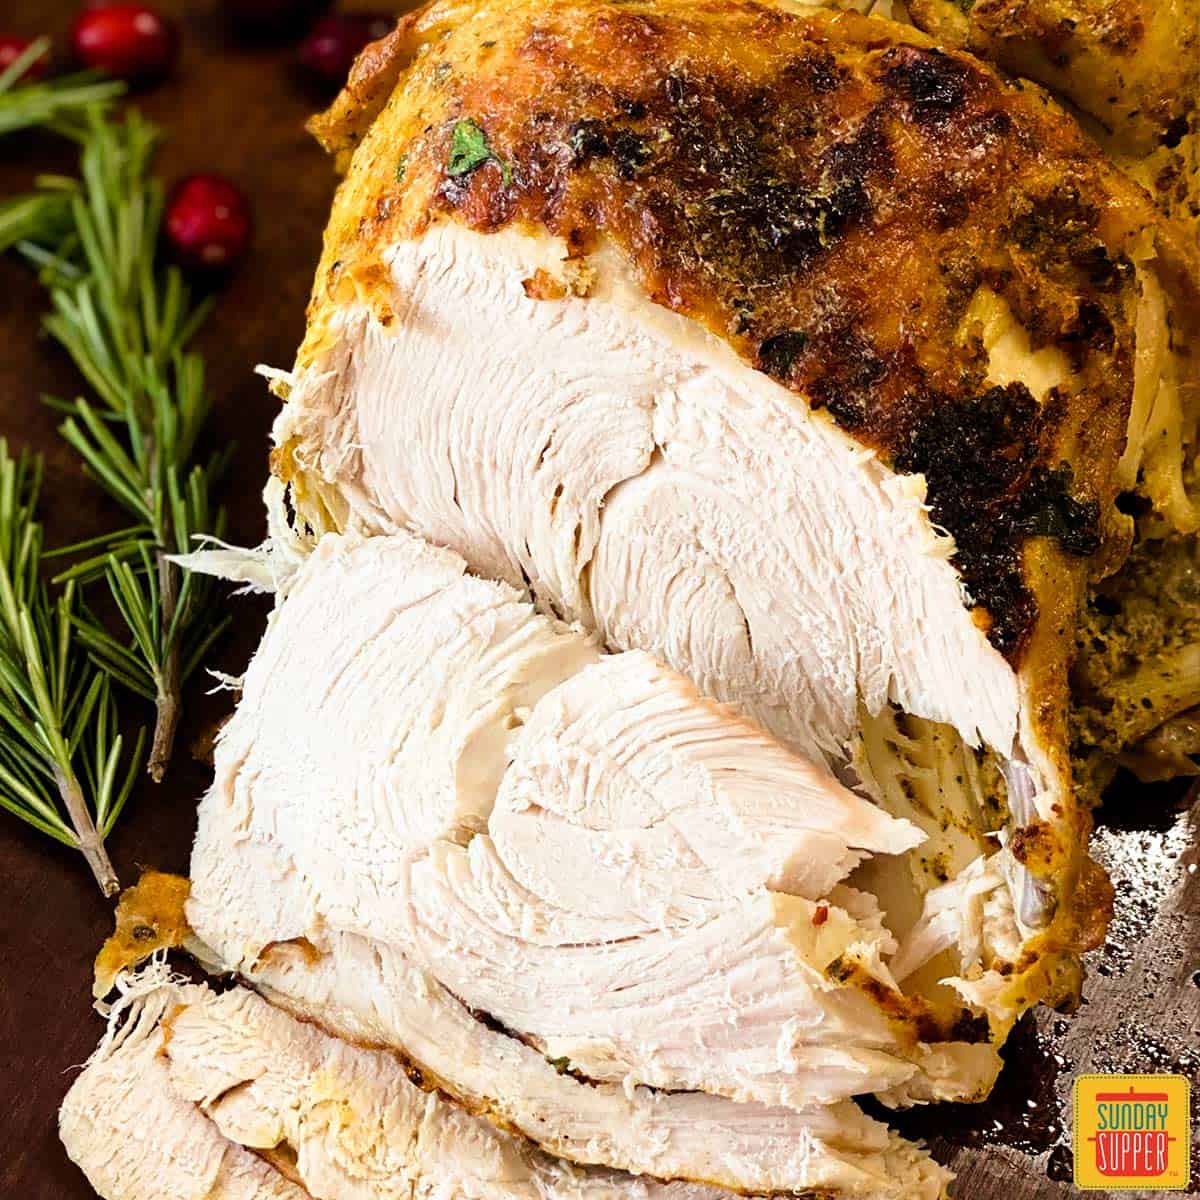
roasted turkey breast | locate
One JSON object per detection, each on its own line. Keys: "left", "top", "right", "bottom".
{"left": 270, "top": 0, "right": 1198, "bottom": 1028}
{"left": 896, "top": 0, "right": 1199, "bottom": 371}
{"left": 182, "top": 531, "right": 997, "bottom": 1186}
{"left": 884, "top": 0, "right": 1200, "bottom": 790}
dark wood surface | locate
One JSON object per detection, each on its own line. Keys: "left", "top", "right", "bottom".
{"left": 0, "top": 4, "right": 1195, "bottom": 1198}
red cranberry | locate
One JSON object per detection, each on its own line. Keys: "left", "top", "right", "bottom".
{"left": 71, "top": 5, "right": 177, "bottom": 85}
{"left": 297, "top": 12, "right": 392, "bottom": 90}
{"left": 0, "top": 34, "right": 50, "bottom": 82}
{"left": 163, "top": 174, "right": 252, "bottom": 274}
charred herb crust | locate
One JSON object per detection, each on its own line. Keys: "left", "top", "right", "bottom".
{"left": 825, "top": 954, "right": 991, "bottom": 1044}
{"left": 326, "top": 1, "right": 1149, "bottom": 659}
{"left": 894, "top": 383, "right": 1101, "bottom": 649}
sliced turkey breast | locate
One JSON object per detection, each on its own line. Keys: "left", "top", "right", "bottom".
{"left": 62, "top": 973, "right": 953, "bottom": 1200}
{"left": 185, "top": 529, "right": 1001, "bottom": 1126}
{"left": 485, "top": 652, "right": 906, "bottom": 908}
{"left": 258, "top": 0, "right": 1200, "bottom": 1033}
{"left": 59, "top": 983, "right": 308, "bottom": 1200}
{"left": 214, "top": 915, "right": 942, "bottom": 1194}
{"left": 187, "top": 817, "right": 966, "bottom": 1193}
{"left": 285, "top": 224, "right": 1024, "bottom": 768}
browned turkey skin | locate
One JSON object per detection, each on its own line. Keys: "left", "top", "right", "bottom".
{"left": 904, "top": 0, "right": 1199, "bottom": 155}
{"left": 892, "top": 3, "right": 1199, "bottom": 789}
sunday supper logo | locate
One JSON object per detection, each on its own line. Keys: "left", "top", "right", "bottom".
{"left": 1073, "top": 1075, "right": 1191, "bottom": 1190}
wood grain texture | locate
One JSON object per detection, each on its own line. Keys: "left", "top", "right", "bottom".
{"left": 0, "top": 3, "right": 1195, "bottom": 1198}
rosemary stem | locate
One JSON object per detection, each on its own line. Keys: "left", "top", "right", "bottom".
{"left": 54, "top": 763, "right": 119, "bottom": 896}
{"left": 148, "top": 550, "right": 180, "bottom": 782}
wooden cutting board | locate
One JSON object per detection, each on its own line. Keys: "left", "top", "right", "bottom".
{"left": 0, "top": 4, "right": 1195, "bottom": 1197}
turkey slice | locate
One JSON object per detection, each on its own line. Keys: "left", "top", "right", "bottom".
{"left": 59, "top": 982, "right": 308, "bottom": 1200}
{"left": 185, "top": 529, "right": 999, "bottom": 1134}
{"left": 62, "top": 973, "right": 954, "bottom": 1200}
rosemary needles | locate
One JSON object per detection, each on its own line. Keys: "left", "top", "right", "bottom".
{"left": 0, "top": 441, "right": 142, "bottom": 895}
{"left": 0, "top": 38, "right": 123, "bottom": 138}
{"left": 21, "top": 108, "right": 231, "bottom": 781}
{"left": 0, "top": 54, "right": 229, "bottom": 892}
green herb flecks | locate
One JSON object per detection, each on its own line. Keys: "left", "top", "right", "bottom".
{"left": 448, "top": 118, "right": 512, "bottom": 187}
{"left": 448, "top": 118, "right": 490, "bottom": 175}
{"left": 395, "top": 153, "right": 408, "bottom": 183}
{"left": 0, "top": 441, "right": 144, "bottom": 895}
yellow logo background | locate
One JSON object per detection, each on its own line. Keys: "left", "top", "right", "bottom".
{"left": 1073, "top": 1074, "right": 1191, "bottom": 1191}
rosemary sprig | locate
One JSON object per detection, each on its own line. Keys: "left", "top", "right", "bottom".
{"left": 0, "top": 38, "right": 124, "bottom": 138}
{"left": 13, "top": 109, "right": 230, "bottom": 781}
{"left": 0, "top": 55, "right": 229, "bottom": 888}
{"left": 0, "top": 40, "right": 123, "bottom": 256}
{"left": 0, "top": 440, "right": 144, "bottom": 895}
{"left": 0, "top": 190, "right": 74, "bottom": 258}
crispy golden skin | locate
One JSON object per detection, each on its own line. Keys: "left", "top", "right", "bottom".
{"left": 904, "top": 0, "right": 1200, "bottom": 232}
{"left": 904, "top": 0, "right": 1199, "bottom": 153}
{"left": 92, "top": 870, "right": 190, "bottom": 999}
